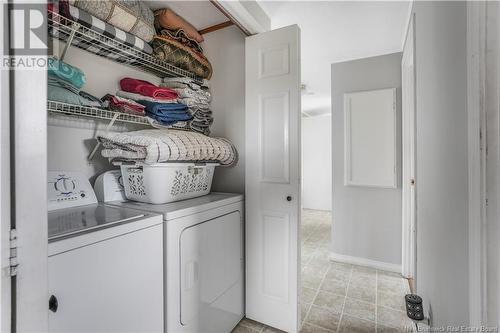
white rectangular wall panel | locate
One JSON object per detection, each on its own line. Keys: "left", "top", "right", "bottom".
{"left": 344, "top": 88, "right": 397, "bottom": 188}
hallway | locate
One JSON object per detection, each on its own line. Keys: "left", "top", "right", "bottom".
{"left": 300, "top": 209, "right": 414, "bottom": 332}
{"left": 234, "top": 210, "right": 414, "bottom": 332}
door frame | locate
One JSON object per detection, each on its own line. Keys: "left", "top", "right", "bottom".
{"left": 466, "top": 1, "right": 487, "bottom": 326}
{"left": 0, "top": 2, "right": 12, "bottom": 330}
{"left": 8, "top": 1, "right": 49, "bottom": 331}
{"left": 401, "top": 13, "right": 417, "bottom": 283}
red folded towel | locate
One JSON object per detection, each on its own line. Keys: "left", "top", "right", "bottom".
{"left": 102, "top": 94, "right": 146, "bottom": 116}
{"left": 120, "top": 77, "right": 178, "bottom": 100}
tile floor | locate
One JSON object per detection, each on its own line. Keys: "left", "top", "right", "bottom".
{"left": 233, "top": 209, "right": 414, "bottom": 333}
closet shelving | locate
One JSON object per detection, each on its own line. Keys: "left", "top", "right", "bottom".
{"left": 48, "top": 9, "right": 208, "bottom": 159}
{"left": 48, "top": 12, "right": 204, "bottom": 83}
{"left": 47, "top": 100, "right": 150, "bottom": 126}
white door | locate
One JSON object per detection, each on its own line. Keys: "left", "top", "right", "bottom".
{"left": 245, "top": 25, "right": 301, "bottom": 333}
{"left": 401, "top": 14, "right": 416, "bottom": 282}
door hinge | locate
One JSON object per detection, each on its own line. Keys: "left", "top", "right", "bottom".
{"left": 9, "top": 229, "right": 18, "bottom": 277}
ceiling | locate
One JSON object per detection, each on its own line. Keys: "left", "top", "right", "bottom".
{"left": 257, "top": 1, "right": 412, "bottom": 116}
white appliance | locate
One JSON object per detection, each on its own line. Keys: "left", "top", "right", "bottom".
{"left": 93, "top": 169, "right": 126, "bottom": 202}
{"left": 108, "top": 193, "right": 244, "bottom": 333}
{"left": 47, "top": 171, "right": 164, "bottom": 333}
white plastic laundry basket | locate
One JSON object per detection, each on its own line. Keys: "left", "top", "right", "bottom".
{"left": 120, "top": 163, "right": 217, "bottom": 204}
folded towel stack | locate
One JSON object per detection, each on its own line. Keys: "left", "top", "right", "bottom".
{"left": 101, "top": 94, "right": 145, "bottom": 116}
{"left": 160, "top": 77, "right": 214, "bottom": 135}
{"left": 47, "top": 57, "right": 103, "bottom": 108}
{"left": 119, "top": 77, "right": 192, "bottom": 126}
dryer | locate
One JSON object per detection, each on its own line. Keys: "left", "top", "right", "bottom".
{"left": 108, "top": 193, "right": 244, "bottom": 333}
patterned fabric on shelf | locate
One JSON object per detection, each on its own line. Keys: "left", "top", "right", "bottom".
{"left": 67, "top": 5, "right": 153, "bottom": 54}
{"left": 98, "top": 129, "right": 238, "bottom": 166}
{"left": 152, "top": 30, "right": 213, "bottom": 80}
{"left": 69, "top": 0, "right": 155, "bottom": 42}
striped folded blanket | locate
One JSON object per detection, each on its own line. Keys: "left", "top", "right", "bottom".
{"left": 67, "top": 5, "right": 153, "bottom": 54}
{"left": 98, "top": 129, "right": 238, "bottom": 167}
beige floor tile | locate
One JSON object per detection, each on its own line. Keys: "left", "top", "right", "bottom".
{"left": 343, "top": 298, "right": 376, "bottom": 322}
{"left": 377, "top": 278, "right": 407, "bottom": 295}
{"left": 238, "top": 317, "right": 265, "bottom": 331}
{"left": 338, "top": 315, "right": 376, "bottom": 333}
{"left": 352, "top": 265, "right": 377, "bottom": 276}
{"left": 350, "top": 272, "right": 377, "bottom": 290}
{"left": 301, "top": 287, "right": 318, "bottom": 304}
{"left": 309, "top": 250, "right": 331, "bottom": 266}
{"left": 329, "top": 261, "right": 353, "bottom": 272}
{"left": 301, "top": 302, "right": 312, "bottom": 323}
{"left": 313, "top": 290, "right": 345, "bottom": 313}
{"left": 347, "top": 284, "right": 376, "bottom": 303}
{"left": 303, "top": 272, "right": 324, "bottom": 290}
{"left": 300, "top": 323, "right": 334, "bottom": 333}
{"left": 377, "top": 290, "right": 406, "bottom": 312}
{"left": 376, "top": 324, "right": 408, "bottom": 333}
{"left": 232, "top": 324, "right": 260, "bottom": 333}
{"left": 262, "top": 325, "right": 286, "bottom": 333}
{"left": 376, "top": 270, "right": 403, "bottom": 279}
{"left": 320, "top": 277, "right": 348, "bottom": 296}
{"left": 377, "top": 306, "right": 414, "bottom": 330}
{"left": 304, "top": 262, "right": 329, "bottom": 277}
{"left": 304, "top": 305, "right": 341, "bottom": 331}
{"left": 325, "top": 267, "right": 351, "bottom": 282}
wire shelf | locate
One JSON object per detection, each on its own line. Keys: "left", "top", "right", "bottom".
{"left": 48, "top": 12, "right": 204, "bottom": 83}
{"left": 47, "top": 100, "right": 150, "bottom": 126}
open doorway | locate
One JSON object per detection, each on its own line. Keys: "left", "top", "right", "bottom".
{"left": 253, "top": 1, "right": 416, "bottom": 332}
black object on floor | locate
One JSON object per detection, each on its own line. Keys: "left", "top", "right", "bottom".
{"left": 405, "top": 294, "right": 424, "bottom": 321}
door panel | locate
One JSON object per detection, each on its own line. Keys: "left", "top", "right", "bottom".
{"left": 402, "top": 14, "right": 416, "bottom": 281}
{"left": 245, "top": 25, "right": 301, "bottom": 333}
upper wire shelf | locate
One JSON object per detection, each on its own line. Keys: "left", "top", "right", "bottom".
{"left": 47, "top": 100, "right": 150, "bottom": 126}
{"left": 48, "top": 12, "right": 204, "bottom": 84}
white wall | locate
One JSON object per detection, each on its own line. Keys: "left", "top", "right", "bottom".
{"left": 203, "top": 26, "right": 246, "bottom": 194}
{"left": 331, "top": 52, "right": 402, "bottom": 267}
{"left": 302, "top": 115, "right": 332, "bottom": 211}
{"left": 412, "top": 1, "right": 469, "bottom": 326}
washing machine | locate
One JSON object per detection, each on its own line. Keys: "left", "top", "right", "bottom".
{"left": 108, "top": 193, "right": 244, "bottom": 333}
{"left": 47, "top": 171, "right": 164, "bottom": 333}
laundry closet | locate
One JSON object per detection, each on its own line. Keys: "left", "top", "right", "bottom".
{"left": 5, "top": 1, "right": 302, "bottom": 332}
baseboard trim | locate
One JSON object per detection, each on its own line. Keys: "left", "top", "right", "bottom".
{"left": 329, "top": 252, "right": 401, "bottom": 273}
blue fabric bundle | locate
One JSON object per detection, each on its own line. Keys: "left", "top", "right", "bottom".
{"left": 138, "top": 100, "right": 192, "bottom": 125}
{"left": 48, "top": 57, "right": 86, "bottom": 89}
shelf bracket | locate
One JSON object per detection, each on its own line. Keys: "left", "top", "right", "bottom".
{"left": 59, "top": 23, "right": 79, "bottom": 61}
{"left": 88, "top": 112, "right": 120, "bottom": 161}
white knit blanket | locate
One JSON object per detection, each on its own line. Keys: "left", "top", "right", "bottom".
{"left": 98, "top": 129, "right": 238, "bottom": 166}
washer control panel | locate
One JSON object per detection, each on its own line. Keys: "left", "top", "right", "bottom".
{"left": 48, "top": 171, "right": 97, "bottom": 211}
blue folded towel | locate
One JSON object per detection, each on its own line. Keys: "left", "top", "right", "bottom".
{"left": 138, "top": 100, "right": 192, "bottom": 125}
{"left": 48, "top": 57, "right": 86, "bottom": 89}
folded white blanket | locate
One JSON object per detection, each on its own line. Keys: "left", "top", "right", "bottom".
{"left": 173, "top": 87, "right": 211, "bottom": 101}
{"left": 98, "top": 129, "right": 237, "bottom": 166}
{"left": 162, "top": 77, "right": 210, "bottom": 89}
{"left": 179, "top": 97, "right": 209, "bottom": 108}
